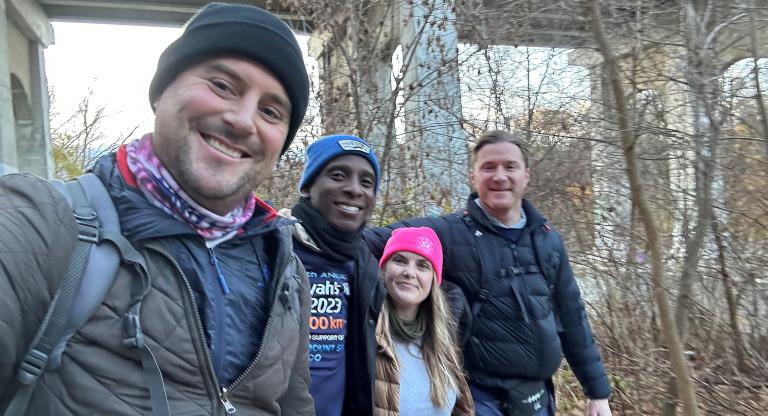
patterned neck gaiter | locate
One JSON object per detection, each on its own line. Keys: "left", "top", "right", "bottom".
{"left": 124, "top": 133, "right": 256, "bottom": 240}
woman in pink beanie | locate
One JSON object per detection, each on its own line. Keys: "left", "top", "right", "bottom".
{"left": 373, "top": 227, "right": 474, "bottom": 415}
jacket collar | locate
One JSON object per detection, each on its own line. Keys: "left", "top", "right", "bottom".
{"left": 91, "top": 154, "right": 293, "bottom": 244}
{"left": 464, "top": 193, "right": 548, "bottom": 231}
{"left": 375, "top": 306, "right": 397, "bottom": 361}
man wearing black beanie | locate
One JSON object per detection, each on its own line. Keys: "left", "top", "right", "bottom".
{"left": 0, "top": 3, "right": 313, "bottom": 416}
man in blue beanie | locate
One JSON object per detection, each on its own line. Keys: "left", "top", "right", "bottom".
{"left": 280, "top": 135, "right": 384, "bottom": 416}
{"left": 0, "top": 3, "right": 313, "bottom": 415}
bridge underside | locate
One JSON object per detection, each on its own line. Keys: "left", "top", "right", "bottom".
{"left": 3, "top": 0, "right": 766, "bottom": 180}
{"left": 38, "top": 0, "right": 599, "bottom": 47}
{"left": 39, "top": 0, "right": 312, "bottom": 29}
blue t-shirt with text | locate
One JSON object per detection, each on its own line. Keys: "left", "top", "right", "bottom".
{"left": 295, "top": 243, "right": 353, "bottom": 416}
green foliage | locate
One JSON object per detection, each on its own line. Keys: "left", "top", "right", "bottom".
{"left": 52, "top": 135, "right": 84, "bottom": 179}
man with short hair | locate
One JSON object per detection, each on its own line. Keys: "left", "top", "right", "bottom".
{"left": 280, "top": 134, "right": 385, "bottom": 416}
{"left": 0, "top": 3, "right": 313, "bottom": 415}
{"left": 365, "top": 130, "right": 613, "bottom": 416}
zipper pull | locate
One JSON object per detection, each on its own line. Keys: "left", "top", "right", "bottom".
{"left": 220, "top": 387, "right": 237, "bottom": 414}
{"left": 209, "top": 248, "right": 230, "bottom": 295}
{"left": 280, "top": 282, "right": 291, "bottom": 311}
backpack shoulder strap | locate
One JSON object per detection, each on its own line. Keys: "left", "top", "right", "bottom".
{"left": 4, "top": 175, "right": 103, "bottom": 416}
{"left": 531, "top": 223, "right": 564, "bottom": 331}
{"left": 45, "top": 173, "right": 125, "bottom": 368}
{"left": 450, "top": 209, "right": 492, "bottom": 321}
{"left": 530, "top": 224, "right": 560, "bottom": 287}
{"left": 4, "top": 173, "right": 170, "bottom": 416}
{"left": 72, "top": 175, "right": 171, "bottom": 416}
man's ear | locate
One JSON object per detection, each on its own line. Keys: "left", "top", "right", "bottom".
{"left": 468, "top": 169, "right": 476, "bottom": 190}
{"left": 299, "top": 188, "right": 310, "bottom": 198}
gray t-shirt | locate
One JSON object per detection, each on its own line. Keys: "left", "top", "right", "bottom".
{"left": 394, "top": 340, "right": 457, "bottom": 416}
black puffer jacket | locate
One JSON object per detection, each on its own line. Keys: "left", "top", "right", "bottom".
{"left": 0, "top": 156, "right": 314, "bottom": 415}
{"left": 365, "top": 195, "right": 611, "bottom": 400}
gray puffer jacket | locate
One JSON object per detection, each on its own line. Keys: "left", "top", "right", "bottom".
{"left": 0, "top": 172, "right": 314, "bottom": 415}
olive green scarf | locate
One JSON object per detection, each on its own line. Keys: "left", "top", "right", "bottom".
{"left": 388, "top": 303, "right": 426, "bottom": 342}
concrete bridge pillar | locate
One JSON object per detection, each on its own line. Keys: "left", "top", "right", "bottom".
{"left": 308, "top": 1, "right": 397, "bottom": 149}
{"left": 21, "top": 41, "right": 52, "bottom": 178}
{"left": 398, "top": 0, "right": 467, "bottom": 213}
{"left": 310, "top": 0, "right": 467, "bottom": 213}
{"left": 0, "top": 0, "right": 18, "bottom": 174}
{"left": 593, "top": 67, "right": 633, "bottom": 260}
{"left": 310, "top": 31, "right": 355, "bottom": 136}
{"left": 1, "top": 0, "right": 54, "bottom": 177}
{"left": 570, "top": 49, "right": 633, "bottom": 261}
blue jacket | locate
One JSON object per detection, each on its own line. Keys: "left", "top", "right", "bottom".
{"left": 364, "top": 195, "right": 611, "bottom": 400}
{"left": 94, "top": 156, "right": 291, "bottom": 386}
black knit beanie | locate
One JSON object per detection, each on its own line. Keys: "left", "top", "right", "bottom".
{"left": 148, "top": 2, "right": 309, "bottom": 155}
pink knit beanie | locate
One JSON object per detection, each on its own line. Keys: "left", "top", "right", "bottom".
{"left": 379, "top": 227, "right": 443, "bottom": 285}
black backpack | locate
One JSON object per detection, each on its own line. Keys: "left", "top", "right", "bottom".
{"left": 2, "top": 173, "right": 170, "bottom": 416}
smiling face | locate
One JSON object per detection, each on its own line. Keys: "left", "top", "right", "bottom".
{"left": 306, "top": 154, "right": 376, "bottom": 233}
{"left": 383, "top": 251, "right": 435, "bottom": 321}
{"left": 470, "top": 141, "right": 531, "bottom": 224}
{"left": 151, "top": 57, "right": 291, "bottom": 215}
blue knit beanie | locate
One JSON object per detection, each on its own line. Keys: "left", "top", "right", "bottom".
{"left": 299, "top": 135, "right": 381, "bottom": 193}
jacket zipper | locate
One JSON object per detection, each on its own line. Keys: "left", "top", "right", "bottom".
{"left": 208, "top": 247, "right": 228, "bottom": 379}
{"left": 208, "top": 247, "right": 231, "bottom": 295}
{"left": 220, "top": 387, "right": 236, "bottom": 414}
{"left": 146, "top": 243, "right": 293, "bottom": 414}
{"left": 225, "top": 262, "right": 292, "bottom": 392}
{"left": 146, "top": 244, "right": 234, "bottom": 414}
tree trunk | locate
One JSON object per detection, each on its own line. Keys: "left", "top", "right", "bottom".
{"left": 712, "top": 218, "right": 750, "bottom": 373}
{"left": 589, "top": 1, "right": 701, "bottom": 415}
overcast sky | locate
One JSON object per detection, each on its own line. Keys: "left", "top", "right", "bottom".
{"left": 44, "top": 22, "right": 312, "bottom": 145}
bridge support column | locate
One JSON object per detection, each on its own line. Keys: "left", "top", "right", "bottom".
{"left": 308, "top": 1, "right": 397, "bottom": 149}
{"left": 593, "top": 68, "right": 633, "bottom": 261}
{"left": 19, "top": 42, "right": 53, "bottom": 178}
{"left": 399, "top": 0, "right": 467, "bottom": 213}
{"left": 0, "top": 0, "right": 18, "bottom": 174}
{"left": 2, "top": 0, "right": 54, "bottom": 177}
{"left": 357, "top": 47, "right": 394, "bottom": 150}
{"left": 570, "top": 49, "right": 633, "bottom": 262}
{"left": 310, "top": 31, "right": 354, "bottom": 136}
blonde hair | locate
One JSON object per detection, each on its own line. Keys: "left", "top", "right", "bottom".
{"left": 380, "top": 270, "right": 467, "bottom": 408}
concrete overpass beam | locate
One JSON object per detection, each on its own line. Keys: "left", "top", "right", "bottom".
{"left": 7, "top": 0, "right": 54, "bottom": 45}
{"left": 399, "top": 0, "right": 467, "bottom": 212}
